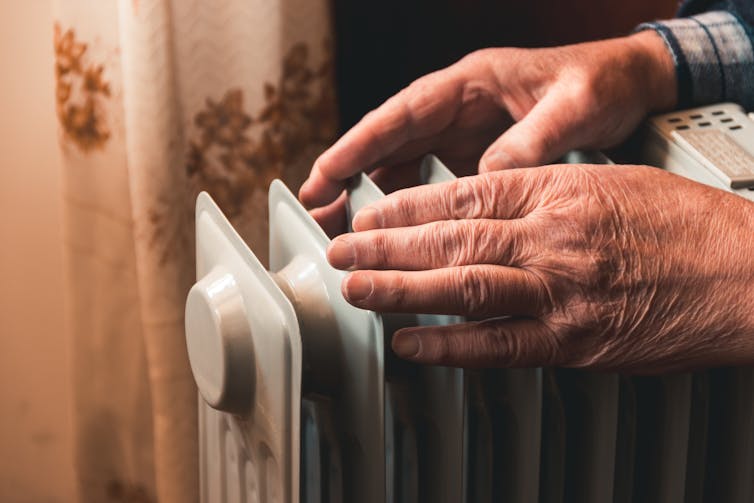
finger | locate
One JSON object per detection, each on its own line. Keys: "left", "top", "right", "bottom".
{"left": 341, "top": 266, "right": 548, "bottom": 318}
{"left": 309, "top": 191, "right": 348, "bottom": 238}
{"left": 368, "top": 160, "right": 423, "bottom": 195}
{"left": 479, "top": 89, "right": 577, "bottom": 172}
{"left": 311, "top": 162, "right": 424, "bottom": 237}
{"left": 371, "top": 114, "right": 506, "bottom": 179}
{"left": 351, "top": 170, "right": 545, "bottom": 231}
{"left": 299, "top": 65, "right": 472, "bottom": 208}
{"left": 391, "top": 318, "right": 559, "bottom": 368}
{"left": 328, "top": 219, "right": 531, "bottom": 270}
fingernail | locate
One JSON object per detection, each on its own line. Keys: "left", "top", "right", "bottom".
{"left": 481, "top": 151, "right": 517, "bottom": 172}
{"left": 392, "top": 332, "right": 420, "bottom": 358}
{"left": 344, "top": 272, "right": 373, "bottom": 302}
{"left": 353, "top": 206, "right": 383, "bottom": 231}
{"left": 327, "top": 238, "right": 355, "bottom": 269}
{"left": 298, "top": 179, "right": 312, "bottom": 202}
{"left": 300, "top": 177, "right": 311, "bottom": 192}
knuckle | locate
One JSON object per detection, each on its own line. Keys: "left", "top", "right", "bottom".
{"left": 463, "top": 47, "right": 515, "bottom": 69}
{"left": 374, "top": 96, "right": 411, "bottom": 140}
{"left": 384, "top": 187, "right": 427, "bottom": 227}
{"left": 483, "top": 323, "right": 520, "bottom": 365}
{"left": 417, "top": 222, "right": 450, "bottom": 266}
{"left": 359, "top": 108, "right": 378, "bottom": 125}
{"left": 403, "top": 76, "right": 440, "bottom": 124}
{"left": 561, "top": 74, "right": 601, "bottom": 121}
{"left": 406, "top": 76, "right": 434, "bottom": 102}
{"left": 389, "top": 272, "right": 410, "bottom": 307}
{"left": 369, "top": 231, "right": 391, "bottom": 267}
{"left": 448, "top": 180, "right": 470, "bottom": 218}
{"left": 456, "top": 267, "right": 491, "bottom": 315}
{"left": 570, "top": 75, "right": 596, "bottom": 103}
{"left": 461, "top": 48, "right": 491, "bottom": 66}
{"left": 472, "top": 220, "right": 508, "bottom": 264}
{"left": 437, "top": 328, "right": 488, "bottom": 367}
{"left": 425, "top": 221, "right": 476, "bottom": 267}
{"left": 387, "top": 189, "right": 419, "bottom": 225}
{"left": 449, "top": 178, "right": 487, "bottom": 219}
{"left": 415, "top": 330, "right": 453, "bottom": 364}
{"left": 453, "top": 223, "right": 477, "bottom": 266}
{"left": 447, "top": 220, "right": 497, "bottom": 266}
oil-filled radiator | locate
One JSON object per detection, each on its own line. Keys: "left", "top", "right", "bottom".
{"left": 184, "top": 103, "right": 754, "bottom": 502}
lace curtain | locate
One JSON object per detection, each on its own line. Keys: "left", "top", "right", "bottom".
{"left": 54, "top": 0, "right": 337, "bottom": 501}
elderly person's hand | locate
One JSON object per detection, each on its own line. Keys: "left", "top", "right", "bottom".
{"left": 299, "top": 31, "right": 675, "bottom": 235}
{"left": 326, "top": 165, "right": 754, "bottom": 373}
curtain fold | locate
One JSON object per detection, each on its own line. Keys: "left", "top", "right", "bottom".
{"left": 56, "top": 0, "right": 337, "bottom": 501}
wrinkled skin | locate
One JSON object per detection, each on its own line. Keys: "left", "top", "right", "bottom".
{"left": 327, "top": 166, "right": 754, "bottom": 373}
{"left": 299, "top": 31, "right": 675, "bottom": 236}
{"left": 299, "top": 30, "right": 754, "bottom": 372}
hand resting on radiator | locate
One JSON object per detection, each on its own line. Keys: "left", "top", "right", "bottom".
{"left": 299, "top": 30, "right": 675, "bottom": 236}
{"left": 326, "top": 165, "right": 754, "bottom": 373}
{"left": 300, "top": 27, "right": 754, "bottom": 371}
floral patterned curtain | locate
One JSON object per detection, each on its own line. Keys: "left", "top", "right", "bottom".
{"left": 53, "top": 0, "right": 337, "bottom": 501}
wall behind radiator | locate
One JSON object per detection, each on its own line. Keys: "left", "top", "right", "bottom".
{"left": 333, "top": 0, "right": 678, "bottom": 130}
{"left": 0, "top": 0, "right": 76, "bottom": 501}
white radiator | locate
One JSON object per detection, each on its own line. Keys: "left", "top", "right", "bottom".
{"left": 184, "top": 104, "right": 754, "bottom": 502}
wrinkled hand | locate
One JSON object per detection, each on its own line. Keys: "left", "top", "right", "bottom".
{"left": 326, "top": 165, "right": 754, "bottom": 373}
{"left": 300, "top": 31, "right": 675, "bottom": 234}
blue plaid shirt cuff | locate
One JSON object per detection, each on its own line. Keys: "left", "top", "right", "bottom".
{"left": 637, "top": 11, "right": 754, "bottom": 110}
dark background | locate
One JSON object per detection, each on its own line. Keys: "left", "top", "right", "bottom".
{"left": 333, "top": 0, "right": 677, "bottom": 130}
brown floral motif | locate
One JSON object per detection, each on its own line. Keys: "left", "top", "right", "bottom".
{"left": 54, "top": 23, "right": 111, "bottom": 152}
{"left": 146, "top": 187, "right": 195, "bottom": 267}
{"left": 187, "top": 40, "right": 338, "bottom": 217}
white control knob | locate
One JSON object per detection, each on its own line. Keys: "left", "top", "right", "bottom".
{"left": 185, "top": 266, "right": 255, "bottom": 414}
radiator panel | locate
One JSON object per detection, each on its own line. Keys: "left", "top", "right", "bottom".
{"left": 186, "top": 104, "right": 754, "bottom": 503}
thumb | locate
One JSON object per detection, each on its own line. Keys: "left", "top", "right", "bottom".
{"left": 479, "top": 92, "right": 580, "bottom": 172}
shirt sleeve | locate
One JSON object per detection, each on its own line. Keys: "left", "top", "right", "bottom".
{"left": 636, "top": 10, "right": 754, "bottom": 110}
